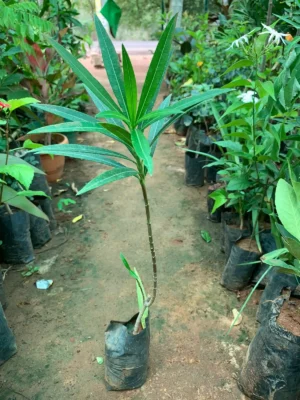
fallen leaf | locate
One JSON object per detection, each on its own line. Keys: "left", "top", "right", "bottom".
{"left": 72, "top": 215, "right": 83, "bottom": 223}
{"left": 232, "top": 308, "right": 243, "bottom": 326}
{"left": 53, "top": 188, "right": 68, "bottom": 197}
{"left": 201, "top": 230, "right": 211, "bottom": 243}
{"left": 71, "top": 182, "right": 78, "bottom": 194}
{"left": 56, "top": 178, "right": 63, "bottom": 182}
{"left": 96, "top": 357, "right": 104, "bottom": 365}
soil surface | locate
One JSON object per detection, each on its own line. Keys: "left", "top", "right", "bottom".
{"left": 278, "top": 298, "right": 300, "bottom": 337}
{"left": 0, "top": 56, "right": 258, "bottom": 400}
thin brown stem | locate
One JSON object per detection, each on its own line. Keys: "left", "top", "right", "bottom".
{"left": 140, "top": 180, "right": 157, "bottom": 307}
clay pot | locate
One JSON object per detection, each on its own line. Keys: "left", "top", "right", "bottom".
{"left": 19, "top": 133, "right": 69, "bottom": 182}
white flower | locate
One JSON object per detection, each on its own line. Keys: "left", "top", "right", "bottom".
{"left": 237, "top": 90, "right": 259, "bottom": 104}
{"left": 226, "top": 34, "right": 249, "bottom": 50}
{"left": 259, "top": 24, "right": 288, "bottom": 45}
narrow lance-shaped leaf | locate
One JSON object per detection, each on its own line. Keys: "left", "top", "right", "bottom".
{"left": 96, "top": 110, "right": 130, "bottom": 124}
{"left": 151, "top": 89, "right": 233, "bottom": 147}
{"left": 28, "top": 122, "right": 132, "bottom": 148}
{"left": 137, "top": 106, "right": 183, "bottom": 128}
{"left": 136, "top": 15, "right": 176, "bottom": 120}
{"left": 32, "top": 145, "right": 127, "bottom": 168}
{"left": 131, "top": 129, "right": 153, "bottom": 176}
{"left": 84, "top": 85, "right": 124, "bottom": 128}
{"left": 148, "top": 95, "right": 171, "bottom": 156}
{"left": 94, "top": 16, "right": 128, "bottom": 116}
{"left": 32, "top": 104, "right": 97, "bottom": 122}
{"left": 122, "top": 45, "right": 137, "bottom": 125}
{"left": 32, "top": 144, "right": 135, "bottom": 163}
{"left": 47, "top": 36, "right": 119, "bottom": 112}
{"left": 77, "top": 167, "right": 138, "bottom": 195}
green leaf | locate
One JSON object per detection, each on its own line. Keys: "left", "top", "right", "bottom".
{"left": 148, "top": 95, "right": 171, "bottom": 156}
{"left": 227, "top": 176, "right": 252, "bottom": 191}
{"left": 215, "top": 140, "right": 242, "bottom": 152}
{"left": 273, "top": 13, "right": 300, "bottom": 30}
{"left": 8, "top": 97, "right": 39, "bottom": 112}
{"left": 23, "top": 139, "right": 44, "bottom": 150}
{"left": 182, "top": 149, "right": 219, "bottom": 161}
{"left": 282, "top": 237, "right": 300, "bottom": 260}
{"left": 0, "top": 154, "right": 44, "bottom": 175}
{"left": 33, "top": 143, "right": 134, "bottom": 163}
{"left": 33, "top": 144, "right": 126, "bottom": 168}
{"left": 120, "top": 253, "right": 138, "bottom": 279}
{"left": 136, "top": 15, "right": 176, "bottom": 120}
{"left": 0, "top": 164, "right": 34, "bottom": 189}
{"left": 201, "top": 230, "right": 211, "bottom": 243}
{"left": 57, "top": 198, "right": 76, "bottom": 211}
{"left": 84, "top": 85, "right": 124, "bottom": 128}
{"left": 47, "top": 36, "right": 119, "bottom": 112}
{"left": 96, "top": 357, "right": 104, "bottom": 365}
{"left": 122, "top": 45, "right": 137, "bottom": 125}
{"left": 131, "top": 130, "right": 153, "bottom": 175}
{"left": 28, "top": 122, "right": 132, "bottom": 148}
{"left": 275, "top": 179, "right": 300, "bottom": 242}
{"left": 261, "top": 248, "right": 289, "bottom": 261}
{"left": 209, "top": 188, "right": 227, "bottom": 213}
{"left": 222, "top": 78, "right": 253, "bottom": 88}
{"left": 220, "top": 119, "right": 249, "bottom": 129}
{"left": 100, "top": 123, "right": 133, "bottom": 148}
{"left": 137, "top": 106, "right": 183, "bottom": 127}
{"left": 32, "top": 104, "right": 97, "bottom": 122}
{"left": 151, "top": 89, "right": 232, "bottom": 146}
{"left": 262, "top": 81, "right": 275, "bottom": 100}
{"left": 134, "top": 267, "right": 148, "bottom": 328}
{"left": 1, "top": 185, "right": 48, "bottom": 220}
{"left": 223, "top": 59, "right": 253, "bottom": 75}
{"left": 96, "top": 110, "right": 130, "bottom": 124}
{"left": 77, "top": 167, "right": 138, "bottom": 195}
{"left": 252, "top": 209, "right": 262, "bottom": 253}
{"left": 228, "top": 266, "right": 272, "bottom": 333}
{"left": 222, "top": 102, "right": 253, "bottom": 118}
{"left": 94, "top": 16, "right": 128, "bottom": 116}
{"left": 211, "top": 103, "right": 227, "bottom": 137}
{"left": 17, "top": 190, "right": 49, "bottom": 198}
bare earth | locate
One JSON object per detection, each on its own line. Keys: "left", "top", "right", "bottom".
{"left": 0, "top": 55, "right": 257, "bottom": 400}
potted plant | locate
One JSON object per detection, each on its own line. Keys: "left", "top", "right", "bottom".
{"left": 237, "top": 177, "right": 300, "bottom": 399}
{"left": 28, "top": 15, "right": 230, "bottom": 390}
{"left": 0, "top": 99, "right": 49, "bottom": 263}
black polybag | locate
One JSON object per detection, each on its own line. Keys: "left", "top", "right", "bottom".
{"left": 0, "top": 304, "right": 17, "bottom": 366}
{"left": 0, "top": 208, "right": 34, "bottom": 264}
{"left": 105, "top": 314, "right": 150, "bottom": 391}
{"left": 239, "top": 297, "right": 300, "bottom": 400}
{"left": 30, "top": 213, "right": 52, "bottom": 248}
{"left": 256, "top": 270, "right": 298, "bottom": 324}
{"left": 221, "top": 239, "right": 260, "bottom": 291}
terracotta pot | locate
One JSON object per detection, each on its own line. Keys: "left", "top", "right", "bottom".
{"left": 19, "top": 133, "right": 69, "bottom": 182}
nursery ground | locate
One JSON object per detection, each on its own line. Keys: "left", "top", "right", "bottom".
{"left": 0, "top": 56, "right": 259, "bottom": 400}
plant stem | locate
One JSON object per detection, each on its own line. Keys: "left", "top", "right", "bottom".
{"left": 0, "top": 120, "right": 10, "bottom": 204}
{"left": 140, "top": 180, "right": 157, "bottom": 307}
{"left": 133, "top": 295, "right": 151, "bottom": 335}
{"left": 261, "top": 0, "right": 273, "bottom": 71}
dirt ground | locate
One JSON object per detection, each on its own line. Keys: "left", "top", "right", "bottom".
{"left": 0, "top": 55, "right": 259, "bottom": 400}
